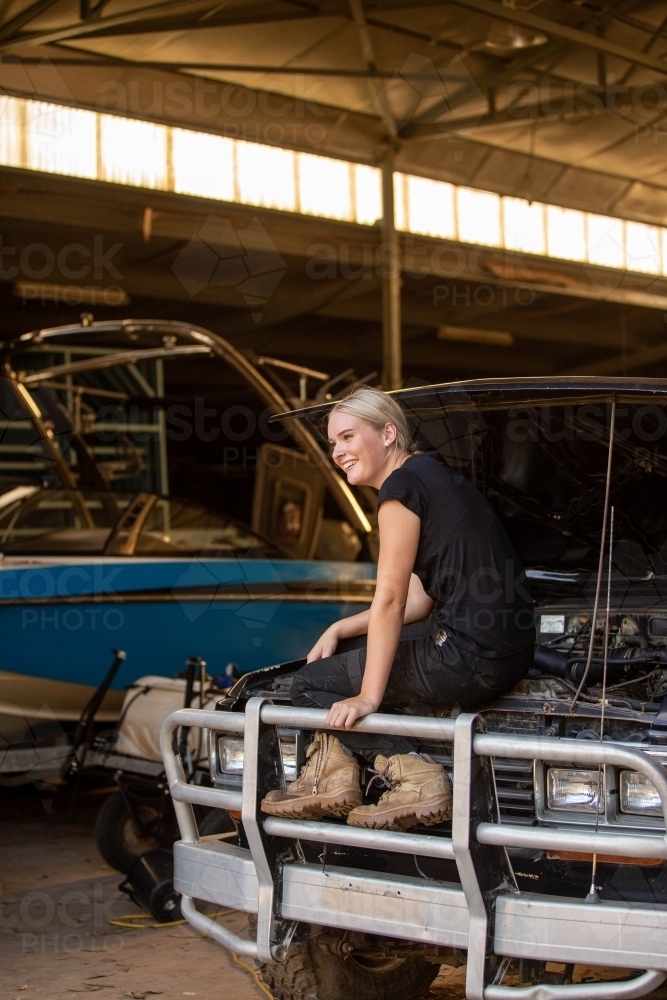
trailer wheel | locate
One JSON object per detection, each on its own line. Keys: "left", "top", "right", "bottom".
{"left": 95, "top": 791, "right": 172, "bottom": 873}
{"left": 258, "top": 934, "right": 440, "bottom": 1000}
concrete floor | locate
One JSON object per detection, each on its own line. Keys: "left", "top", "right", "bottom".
{"left": 0, "top": 779, "right": 662, "bottom": 1000}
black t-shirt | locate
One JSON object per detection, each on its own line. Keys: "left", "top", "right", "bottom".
{"left": 377, "top": 453, "right": 535, "bottom": 658}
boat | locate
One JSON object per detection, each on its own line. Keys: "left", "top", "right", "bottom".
{"left": 0, "top": 319, "right": 376, "bottom": 726}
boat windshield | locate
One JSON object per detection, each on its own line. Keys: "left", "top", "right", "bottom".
{"left": 0, "top": 489, "right": 281, "bottom": 558}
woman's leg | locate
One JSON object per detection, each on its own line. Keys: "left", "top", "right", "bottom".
{"left": 290, "top": 633, "right": 532, "bottom": 758}
{"left": 262, "top": 629, "right": 436, "bottom": 819}
{"left": 290, "top": 641, "right": 425, "bottom": 761}
{"left": 406, "top": 638, "right": 534, "bottom": 709}
{"left": 275, "top": 631, "right": 532, "bottom": 829}
{"left": 341, "top": 639, "right": 532, "bottom": 830}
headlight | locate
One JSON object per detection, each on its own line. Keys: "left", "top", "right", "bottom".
{"left": 619, "top": 771, "right": 662, "bottom": 817}
{"left": 218, "top": 736, "right": 245, "bottom": 774}
{"left": 279, "top": 736, "right": 298, "bottom": 782}
{"left": 216, "top": 735, "right": 298, "bottom": 781}
{"left": 546, "top": 768, "right": 603, "bottom": 813}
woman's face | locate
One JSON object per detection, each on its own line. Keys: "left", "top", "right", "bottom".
{"left": 328, "top": 411, "right": 396, "bottom": 487}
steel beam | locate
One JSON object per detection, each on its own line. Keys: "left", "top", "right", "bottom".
{"left": 0, "top": 0, "right": 227, "bottom": 52}
{"left": 0, "top": 57, "right": 450, "bottom": 79}
{"left": 403, "top": 83, "right": 667, "bottom": 138}
{"left": 478, "top": 822, "right": 667, "bottom": 859}
{"left": 348, "top": 0, "right": 397, "bottom": 136}
{"left": 0, "top": 0, "right": 61, "bottom": 43}
{"left": 381, "top": 153, "right": 402, "bottom": 390}
{"left": 0, "top": 0, "right": 465, "bottom": 50}
{"left": 241, "top": 697, "right": 284, "bottom": 963}
{"left": 404, "top": 39, "right": 568, "bottom": 129}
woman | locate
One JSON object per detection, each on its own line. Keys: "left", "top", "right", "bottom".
{"left": 262, "top": 386, "right": 535, "bottom": 831}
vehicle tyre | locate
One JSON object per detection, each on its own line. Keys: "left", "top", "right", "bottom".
{"left": 257, "top": 933, "right": 440, "bottom": 1000}
{"left": 95, "top": 791, "right": 174, "bottom": 873}
{"left": 198, "top": 808, "right": 236, "bottom": 838}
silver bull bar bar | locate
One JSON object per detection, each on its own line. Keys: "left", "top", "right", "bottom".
{"left": 160, "top": 700, "right": 667, "bottom": 1000}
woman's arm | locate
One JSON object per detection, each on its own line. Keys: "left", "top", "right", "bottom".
{"left": 306, "top": 572, "right": 433, "bottom": 662}
{"left": 325, "top": 500, "right": 421, "bottom": 729}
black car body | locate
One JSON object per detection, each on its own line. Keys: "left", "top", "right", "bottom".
{"left": 163, "top": 378, "right": 667, "bottom": 1000}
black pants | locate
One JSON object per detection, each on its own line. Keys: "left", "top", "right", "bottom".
{"left": 290, "top": 621, "right": 533, "bottom": 762}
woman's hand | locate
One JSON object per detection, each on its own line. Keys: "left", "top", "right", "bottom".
{"left": 307, "top": 624, "right": 340, "bottom": 663}
{"left": 326, "top": 694, "right": 379, "bottom": 730}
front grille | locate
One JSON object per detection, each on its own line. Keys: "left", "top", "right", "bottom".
{"left": 494, "top": 759, "right": 536, "bottom": 824}
{"left": 429, "top": 752, "right": 537, "bottom": 825}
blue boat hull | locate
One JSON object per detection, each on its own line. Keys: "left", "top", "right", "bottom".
{"left": 0, "top": 557, "right": 374, "bottom": 719}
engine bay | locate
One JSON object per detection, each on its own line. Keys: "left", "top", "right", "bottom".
{"left": 526, "top": 606, "right": 667, "bottom": 740}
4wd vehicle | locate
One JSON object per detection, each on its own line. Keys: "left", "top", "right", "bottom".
{"left": 161, "top": 378, "right": 667, "bottom": 1000}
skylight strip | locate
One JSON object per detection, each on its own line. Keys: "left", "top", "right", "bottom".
{"left": 0, "top": 96, "right": 664, "bottom": 278}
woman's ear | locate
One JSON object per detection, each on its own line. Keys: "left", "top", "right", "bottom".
{"left": 383, "top": 422, "right": 397, "bottom": 447}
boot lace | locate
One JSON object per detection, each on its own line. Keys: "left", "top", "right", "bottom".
{"left": 364, "top": 762, "right": 397, "bottom": 797}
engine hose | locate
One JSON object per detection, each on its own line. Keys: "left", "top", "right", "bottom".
{"left": 533, "top": 646, "right": 569, "bottom": 677}
{"left": 569, "top": 655, "right": 664, "bottom": 666}
{"left": 533, "top": 647, "right": 665, "bottom": 686}
{"left": 570, "top": 656, "right": 660, "bottom": 685}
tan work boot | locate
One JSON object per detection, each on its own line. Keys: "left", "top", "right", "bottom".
{"left": 261, "top": 732, "right": 362, "bottom": 819}
{"left": 347, "top": 753, "right": 452, "bottom": 831}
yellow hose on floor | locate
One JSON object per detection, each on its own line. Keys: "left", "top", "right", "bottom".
{"left": 107, "top": 913, "right": 188, "bottom": 930}
{"left": 108, "top": 909, "right": 234, "bottom": 931}
{"left": 231, "top": 952, "right": 274, "bottom": 1000}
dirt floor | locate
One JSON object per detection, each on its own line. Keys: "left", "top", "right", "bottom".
{"left": 1, "top": 778, "right": 664, "bottom": 1000}
{"left": 0, "top": 780, "right": 265, "bottom": 1000}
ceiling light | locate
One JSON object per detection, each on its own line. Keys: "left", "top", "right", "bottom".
{"left": 484, "top": 260, "right": 575, "bottom": 287}
{"left": 437, "top": 325, "right": 514, "bottom": 347}
{"left": 485, "top": 20, "right": 547, "bottom": 51}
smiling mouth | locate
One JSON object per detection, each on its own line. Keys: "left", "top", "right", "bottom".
{"left": 342, "top": 459, "right": 357, "bottom": 472}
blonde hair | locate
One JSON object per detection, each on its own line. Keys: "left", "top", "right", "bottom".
{"left": 329, "top": 386, "right": 416, "bottom": 453}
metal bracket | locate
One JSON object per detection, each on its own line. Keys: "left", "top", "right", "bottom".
{"left": 242, "top": 697, "right": 298, "bottom": 963}
{"left": 453, "top": 714, "right": 518, "bottom": 1000}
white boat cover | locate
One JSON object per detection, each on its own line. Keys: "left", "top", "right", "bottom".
{"left": 114, "top": 675, "right": 219, "bottom": 764}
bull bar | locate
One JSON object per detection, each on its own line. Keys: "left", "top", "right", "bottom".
{"left": 160, "top": 699, "right": 667, "bottom": 1000}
